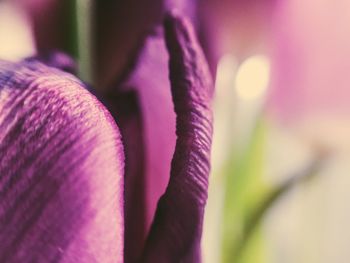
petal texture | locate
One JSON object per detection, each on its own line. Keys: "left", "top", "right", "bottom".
{"left": 142, "top": 11, "right": 213, "bottom": 263}
{"left": 0, "top": 60, "right": 124, "bottom": 263}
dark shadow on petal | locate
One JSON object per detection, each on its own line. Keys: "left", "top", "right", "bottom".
{"left": 24, "top": 51, "right": 77, "bottom": 75}
{"left": 102, "top": 30, "right": 178, "bottom": 262}
{"left": 104, "top": 89, "right": 147, "bottom": 263}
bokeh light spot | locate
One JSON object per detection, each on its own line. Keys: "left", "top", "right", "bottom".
{"left": 235, "top": 55, "right": 270, "bottom": 100}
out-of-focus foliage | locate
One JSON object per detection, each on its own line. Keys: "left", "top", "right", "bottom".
{"left": 222, "top": 117, "right": 268, "bottom": 263}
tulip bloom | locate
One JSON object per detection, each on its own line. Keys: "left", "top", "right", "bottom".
{"left": 0, "top": 11, "right": 213, "bottom": 263}
{"left": 0, "top": 57, "right": 125, "bottom": 263}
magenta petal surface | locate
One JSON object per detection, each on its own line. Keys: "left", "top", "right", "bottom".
{"left": 0, "top": 60, "right": 124, "bottom": 263}
{"left": 105, "top": 32, "right": 177, "bottom": 262}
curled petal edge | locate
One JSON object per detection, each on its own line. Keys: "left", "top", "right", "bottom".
{"left": 141, "top": 11, "right": 213, "bottom": 263}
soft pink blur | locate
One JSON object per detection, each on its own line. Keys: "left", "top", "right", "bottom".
{"left": 202, "top": 0, "right": 350, "bottom": 126}
{"left": 268, "top": 0, "right": 350, "bottom": 123}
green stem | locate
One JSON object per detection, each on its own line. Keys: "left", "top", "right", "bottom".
{"left": 67, "top": 0, "right": 93, "bottom": 83}
{"left": 232, "top": 151, "right": 328, "bottom": 262}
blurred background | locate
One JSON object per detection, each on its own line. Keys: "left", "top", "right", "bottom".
{"left": 1, "top": 0, "right": 350, "bottom": 262}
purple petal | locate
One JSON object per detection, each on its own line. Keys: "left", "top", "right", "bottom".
{"left": 24, "top": 51, "right": 77, "bottom": 75}
{"left": 95, "top": 0, "right": 200, "bottom": 87}
{"left": 104, "top": 31, "right": 177, "bottom": 262}
{"left": 95, "top": 0, "right": 164, "bottom": 87}
{"left": 0, "top": 59, "right": 124, "bottom": 263}
{"left": 142, "top": 11, "right": 213, "bottom": 263}
{"left": 104, "top": 88, "right": 148, "bottom": 263}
